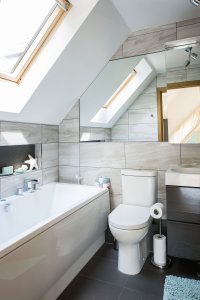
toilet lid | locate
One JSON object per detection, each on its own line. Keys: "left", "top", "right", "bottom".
{"left": 109, "top": 204, "right": 151, "bottom": 230}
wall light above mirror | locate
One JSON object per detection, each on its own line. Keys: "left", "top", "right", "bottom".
{"left": 80, "top": 37, "right": 200, "bottom": 143}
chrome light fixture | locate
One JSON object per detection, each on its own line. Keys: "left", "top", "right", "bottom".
{"left": 185, "top": 46, "right": 198, "bottom": 67}
{"left": 190, "top": 0, "right": 200, "bottom": 6}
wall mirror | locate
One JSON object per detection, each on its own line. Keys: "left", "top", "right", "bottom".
{"left": 165, "top": 41, "right": 200, "bottom": 143}
{"left": 80, "top": 51, "right": 166, "bottom": 142}
{"left": 80, "top": 39, "right": 200, "bottom": 143}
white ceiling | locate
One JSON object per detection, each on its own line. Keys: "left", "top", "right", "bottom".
{"left": 112, "top": 0, "right": 200, "bottom": 31}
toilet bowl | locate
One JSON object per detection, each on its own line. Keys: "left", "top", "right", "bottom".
{"left": 109, "top": 204, "right": 152, "bottom": 275}
{"left": 108, "top": 169, "right": 157, "bottom": 275}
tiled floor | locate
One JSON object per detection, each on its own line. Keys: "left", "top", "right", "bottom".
{"left": 57, "top": 243, "right": 199, "bottom": 300}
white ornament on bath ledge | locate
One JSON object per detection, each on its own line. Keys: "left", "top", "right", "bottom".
{"left": 24, "top": 154, "right": 38, "bottom": 171}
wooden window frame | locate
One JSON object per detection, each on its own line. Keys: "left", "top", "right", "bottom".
{"left": 0, "top": 1, "right": 71, "bottom": 84}
{"left": 157, "top": 80, "right": 200, "bottom": 142}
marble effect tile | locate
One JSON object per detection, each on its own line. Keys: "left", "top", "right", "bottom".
{"left": 59, "top": 143, "right": 79, "bottom": 167}
{"left": 59, "top": 119, "right": 79, "bottom": 142}
{"left": 80, "top": 143, "right": 125, "bottom": 168}
{"left": 42, "top": 143, "right": 58, "bottom": 169}
{"left": 42, "top": 166, "right": 58, "bottom": 184}
{"left": 125, "top": 142, "right": 180, "bottom": 170}
{"left": 0, "top": 122, "right": 42, "bottom": 145}
{"left": 42, "top": 125, "right": 58, "bottom": 143}
{"left": 59, "top": 166, "right": 80, "bottom": 183}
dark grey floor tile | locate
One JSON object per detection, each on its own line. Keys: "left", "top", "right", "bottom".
{"left": 143, "top": 256, "right": 168, "bottom": 276}
{"left": 58, "top": 243, "right": 198, "bottom": 300}
{"left": 95, "top": 243, "right": 118, "bottom": 261}
{"left": 105, "top": 228, "right": 114, "bottom": 244}
{"left": 81, "top": 255, "right": 129, "bottom": 287}
{"left": 125, "top": 268, "right": 165, "bottom": 297}
{"left": 166, "top": 257, "right": 198, "bottom": 279}
{"left": 58, "top": 276, "right": 122, "bottom": 300}
{"left": 118, "top": 288, "right": 162, "bottom": 300}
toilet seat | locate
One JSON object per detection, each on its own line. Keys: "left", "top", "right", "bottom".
{"left": 109, "top": 204, "right": 151, "bottom": 230}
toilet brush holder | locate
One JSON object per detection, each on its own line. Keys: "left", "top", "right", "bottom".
{"left": 151, "top": 218, "right": 171, "bottom": 269}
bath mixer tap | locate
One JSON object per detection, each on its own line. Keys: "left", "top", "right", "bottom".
{"left": 24, "top": 179, "right": 39, "bottom": 192}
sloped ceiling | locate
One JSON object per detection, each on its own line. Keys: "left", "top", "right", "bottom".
{"left": 1, "top": 0, "right": 199, "bottom": 125}
{"left": 0, "top": 0, "right": 129, "bottom": 124}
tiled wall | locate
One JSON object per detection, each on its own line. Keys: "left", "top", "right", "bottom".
{"left": 59, "top": 17, "right": 200, "bottom": 219}
{"left": 0, "top": 122, "right": 59, "bottom": 198}
{"left": 111, "top": 78, "right": 161, "bottom": 142}
{"left": 111, "top": 18, "right": 200, "bottom": 60}
{"left": 60, "top": 101, "right": 200, "bottom": 219}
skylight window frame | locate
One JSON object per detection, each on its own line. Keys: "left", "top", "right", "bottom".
{"left": 102, "top": 69, "right": 137, "bottom": 109}
{"left": 0, "top": 0, "right": 71, "bottom": 83}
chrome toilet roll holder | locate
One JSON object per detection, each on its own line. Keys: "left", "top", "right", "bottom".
{"left": 151, "top": 218, "right": 171, "bottom": 269}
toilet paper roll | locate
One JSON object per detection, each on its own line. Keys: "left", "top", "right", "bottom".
{"left": 150, "top": 202, "right": 165, "bottom": 219}
{"left": 153, "top": 234, "right": 166, "bottom": 266}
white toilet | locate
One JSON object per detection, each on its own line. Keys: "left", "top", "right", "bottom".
{"left": 108, "top": 169, "right": 157, "bottom": 275}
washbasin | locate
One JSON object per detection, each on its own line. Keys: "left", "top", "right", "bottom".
{"left": 165, "top": 164, "right": 200, "bottom": 187}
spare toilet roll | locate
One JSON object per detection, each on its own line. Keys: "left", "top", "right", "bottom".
{"left": 150, "top": 202, "right": 165, "bottom": 219}
{"left": 153, "top": 234, "right": 166, "bottom": 266}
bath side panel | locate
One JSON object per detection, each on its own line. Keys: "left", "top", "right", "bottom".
{"left": 0, "top": 192, "right": 109, "bottom": 300}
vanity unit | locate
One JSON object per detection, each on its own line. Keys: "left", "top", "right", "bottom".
{"left": 166, "top": 165, "right": 200, "bottom": 261}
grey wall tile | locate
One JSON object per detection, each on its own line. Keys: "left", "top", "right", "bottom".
{"left": 80, "top": 127, "right": 111, "bottom": 142}
{"left": 24, "top": 170, "right": 43, "bottom": 185}
{"left": 181, "top": 144, "right": 200, "bottom": 164}
{"left": 177, "top": 22, "right": 200, "bottom": 40}
{"left": 42, "top": 143, "right": 58, "bottom": 169}
{"left": 167, "top": 68, "right": 187, "bottom": 83}
{"left": 104, "top": 129, "right": 111, "bottom": 142}
{"left": 59, "top": 119, "right": 79, "bottom": 142}
{"left": 80, "top": 127, "right": 91, "bottom": 142}
{"left": 128, "top": 124, "right": 158, "bottom": 141}
{"left": 123, "top": 26, "right": 176, "bottom": 57}
{"left": 157, "top": 171, "right": 166, "bottom": 200}
{"left": 90, "top": 128, "right": 107, "bottom": 141}
{"left": 130, "top": 23, "right": 176, "bottom": 36}
{"left": 59, "top": 143, "right": 79, "bottom": 166}
{"left": 110, "top": 194, "right": 122, "bottom": 211}
{"left": 0, "top": 170, "right": 42, "bottom": 198}
{"left": 0, "top": 174, "right": 24, "bottom": 198}
{"left": 129, "top": 94, "right": 157, "bottom": 110}
{"left": 42, "top": 125, "right": 58, "bottom": 143}
{"left": 0, "top": 122, "right": 42, "bottom": 145}
{"left": 187, "top": 66, "right": 200, "bottom": 81}
{"left": 125, "top": 142, "right": 180, "bottom": 170}
{"left": 115, "top": 112, "right": 128, "bottom": 125}
{"left": 42, "top": 166, "right": 58, "bottom": 185}
{"left": 177, "top": 17, "right": 200, "bottom": 27}
{"left": 59, "top": 166, "right": 79, "bottom": 183}
{"left": 111, "top": 125, "right": 128, "bottom": 141}
{"left": 128, "top": 109, "right": 157, "bottom": 124}
{"left": 63, "top": 102, "right": 80, "bottom": 120}
{"left": 80, "top": 142, "right": 125, "bottom": 168}
{"left": 111, "top": 46, "right": 123, "bottom": 60}
{"left": 35, "top": 143, "right": 42, "bottom": 169}
{"left": 80, "top": 167, "right": 122, "bottom": 195}
{"left": 157, "top": 75, "right": 167, "bottom": 88}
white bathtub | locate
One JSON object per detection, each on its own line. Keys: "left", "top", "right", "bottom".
{"left": 0, "top": 182, "right": 110, "bottom": 300}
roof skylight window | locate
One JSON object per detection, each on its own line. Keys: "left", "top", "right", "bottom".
{"left": 0, "top": 0, "right": 71, "bottom": 83}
